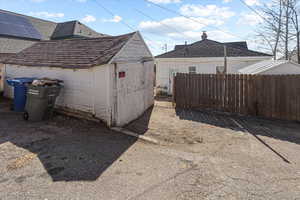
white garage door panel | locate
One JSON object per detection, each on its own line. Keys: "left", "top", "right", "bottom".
{"left": 116, "top": 61, "right": 154, "bottom": 126}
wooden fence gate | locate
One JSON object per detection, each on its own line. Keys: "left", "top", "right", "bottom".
{"left": 174, "top": 73, "right": 300, "bottom": 121}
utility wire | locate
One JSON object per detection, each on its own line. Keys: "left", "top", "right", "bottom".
{"left": 92, "top": 0, "right": 160, "bottom": 51}
{"left": 93, "top": 0, "right": 136, "bottom": 31}
{"left": 144, "top": 0, "right": 247, "bottom": 41}
{"left": 113, "top": 0, "right": 187, "bottom": 41}
{"left": 134, "top": 8, "right": 187, "bottom": 38}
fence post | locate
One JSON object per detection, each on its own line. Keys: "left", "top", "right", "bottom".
{"left": 172, "top": 75, "right": 176, "bottom": 108}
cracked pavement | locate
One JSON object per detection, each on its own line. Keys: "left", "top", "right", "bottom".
{"left": 1, "top": 99, "right": 300, "bottom": 200}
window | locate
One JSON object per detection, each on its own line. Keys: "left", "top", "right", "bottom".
{"left": 189, "top": 66, "right": 196, "bottom": 74}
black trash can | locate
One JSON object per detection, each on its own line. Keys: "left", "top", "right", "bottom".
{"left": 24, "top": 83, "right": 63, "bottom": 121}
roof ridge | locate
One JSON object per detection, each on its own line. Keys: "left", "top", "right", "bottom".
{"left": 156, "top": 38, "right": 272, "bottom": 58}
{"left": 5, "top": 31, "right": 138, "bottom": 68}
{"left": 0, "top": 9, "right": 57, "bottom": 24}
{"left": 33, "top": 32, "right": 136, "bottom": 44}
{"left": 91, "top": 32, "right": 136, "bottom": 64}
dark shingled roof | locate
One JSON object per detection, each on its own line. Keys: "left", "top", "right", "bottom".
{"left": 224, "top": 41, "right": 248, "bottom": 49}
{"left": 51, "top": 21, "right": 77, "bottom": 39}
{"left": 156, "top": 39, "right": 272, "bottom": 58}
{"left": 0, "top": 53, "right": 14, "bottom": 63}
{"left": 5, "top": 32, "right": 136, "bottom": 68}
{"left": 51, "top": 21, "right": 108, "bottom": 40}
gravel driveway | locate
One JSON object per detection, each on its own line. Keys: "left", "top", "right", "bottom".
{"left": 1, "top": 98, "right": 300, "bottom": 199}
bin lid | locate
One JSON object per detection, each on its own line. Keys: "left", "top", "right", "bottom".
{"left": 6, "top": 77, "right": 36, "bottom": 86}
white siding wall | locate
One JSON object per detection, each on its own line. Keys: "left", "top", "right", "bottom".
{"left": 115, "top": 61, "right": 154, "bottom": 126}
{"left": 3, "top": 32, "right": 154, "bottom": 127}
{"left": 92, "top": 64, "right": 113, "bottom": 125}
{"left": 4, "top": 64, "right": 112, "bottom": 125}
{"left": 261, "top": 63, "right": 300, "bottom": 75}
{"left": 111, "top": 32, "right": 154, "bottom": 126}
{"left": 112, "top": 32, "right": 152, "bottom": 63}
{"left": 156, "top": 58, "right": 268, "bottom": 94}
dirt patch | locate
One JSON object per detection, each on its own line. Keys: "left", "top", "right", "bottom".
{"left": 126, "top": 100, "right": 300, "bottom": 154}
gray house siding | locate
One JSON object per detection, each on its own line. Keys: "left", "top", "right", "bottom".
{"left": 27, "top": 17, "right": 57, "bottom": 40}
{"left": 0, "top": 37, "right": 36, "bottom": 54}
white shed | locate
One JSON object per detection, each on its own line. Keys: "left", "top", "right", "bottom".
{"left": 238, "top": 60, "right": 300, "bottom": 75}
{"left": 155, "top": 36, "right": 272, "bottom": 95}
{"left": 3, "top": 32, "right": 154, "bottom": 127}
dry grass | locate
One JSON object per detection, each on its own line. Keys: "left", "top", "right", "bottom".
{"left": 7, "top": 153, "right": 36, "bottom": 171}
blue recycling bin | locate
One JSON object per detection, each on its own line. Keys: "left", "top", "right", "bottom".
{"left": 6, "top": 78, "right": 36, "bottom": 112}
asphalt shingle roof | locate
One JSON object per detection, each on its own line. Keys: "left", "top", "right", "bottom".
{"left": 5, "top": 32, "right": 136, "bottom": 68}
{"left": 0, "top": 9, "right": 107, "bottom": 41}
{"left": 156, "top": 39, "right": 272, "bottom": 58}
{"left": 0, "top": 53, "right": 14, "bottom": 63}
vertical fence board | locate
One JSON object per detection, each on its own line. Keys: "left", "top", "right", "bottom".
{"left": 173, "top": 73, "right": 300, "bottom": 122}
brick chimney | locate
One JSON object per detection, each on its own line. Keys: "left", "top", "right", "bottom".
{"left": 201, "top": 31, "right": 207, "bottom": 40}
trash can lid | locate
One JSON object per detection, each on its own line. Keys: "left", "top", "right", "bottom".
{"left": 6, "top": 77, "right": 36, "bottom": 86}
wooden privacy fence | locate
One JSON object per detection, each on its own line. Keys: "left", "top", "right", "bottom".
{"left": 174, "top": 73, "right": 300, "bottom": 121}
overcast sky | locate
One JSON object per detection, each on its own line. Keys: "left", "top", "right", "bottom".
{"left": 0, "top": 0, "right": 267, "bottom": 55}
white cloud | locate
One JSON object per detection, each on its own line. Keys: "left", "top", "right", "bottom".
{"left": 180, "top": 4, "right": 235, "bottom": 19}
{"left": 139, "top": 2, "right": 237, "bottom": 43}
{"left": 245, "top": 0, "right": 260, "bottom": 6}
{"left": 139, "top": 4, "right": 234, "bottom": 41}
{"left": 81, "top": 15, "right": 96, "bottom": 23}
{"left": 139, "top": 14, "right": 236, "bottom": 42}
{"left": 147, "top": 0, "right": 181, "bottom": 4}
{"left": 223, "top": 0, "right": 232, "bottom": 3}
{"left": 139, "top": 16, "right": 224, "bottom": 34}
{"left": 237, "top": 12, "right": 263, "bottom": 26}
{"left": 29, "top": 11, "right": 64, "bottom": 18}
{"left": 103, "top": 15, "right": 122, "bottom": 23}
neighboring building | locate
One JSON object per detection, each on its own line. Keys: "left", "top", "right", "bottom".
{"left": 0, "top": 9, "right": 107, "bottom": 94}
{"left": 286, "top": 50, "right": 300, "bottom": 63}
{"left": 155, "top": 32, "right": 272, "bottom": 95}
{"left": 238, "top": 60, "right": 300, "bottom": 75}
{"left": 0, "top": 9, "right": 106, "bottom": 56}
{"left": 3, "top": 32, "right": 154, "bottom": 127}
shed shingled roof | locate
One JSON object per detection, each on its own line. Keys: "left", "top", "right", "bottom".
{"left": 156, "top": 39, "right": 272, "bottom": 58}
{"left": 0, "top": 53, "right": 14, "bottom": 63}
{"left": 238, "top": 60, "right": 291, "bottom": 74}
{"left": 4, "top": 32, "right": 136, "bottom": 68}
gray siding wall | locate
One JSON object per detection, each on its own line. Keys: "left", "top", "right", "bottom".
{"left": 74, "top": 22, "right": 107, "bottom": 38}
{"left": 27, "top": 17, "right": 57, "bottom": 40}
{"left": 0, "top": 37, "right": 36, "bottom": 54}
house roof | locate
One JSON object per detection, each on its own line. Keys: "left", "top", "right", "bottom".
{"left": 4, "top": 32, "right": 136, "bottom": 68}
{"left": 238, "top": 60, "right": 290, "bottom": 74}
{"left": 156, "top": 39, "right": 272, "bottom": 59}
{"left": 0, "top": 9, "right": 106, "bottom": 41}
{"left": 0, "top": 9, "right": 57, "bottom": 41}
{"left": 224, "top": 41, "right": 248, "bottom": 49}
{"left": 51, "top": 21, "right": 77, "bottom": 39}
{"left": 51, "top": 21, "right": 108, "bottom": 40}
{"left": 0, "top": 53, "right": 14, "bottom": 63}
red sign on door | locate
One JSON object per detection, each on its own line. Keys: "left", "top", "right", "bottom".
{"left": 119, "top": 71, "right": 126, "bottom": 78}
